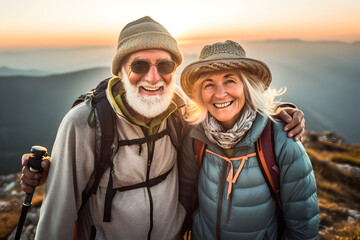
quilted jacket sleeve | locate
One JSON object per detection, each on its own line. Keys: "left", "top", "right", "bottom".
{"left": 273, "top": 122, "right": 319, "bottom": 240}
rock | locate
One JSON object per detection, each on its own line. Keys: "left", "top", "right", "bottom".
{"left": 7, "top": 206, "right": 40, "bottom": 240}
{"left": 319, "top": 131, "right": 348, "bottom": 145}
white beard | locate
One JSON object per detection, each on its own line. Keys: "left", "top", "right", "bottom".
{"left": 121, "top": 67, "right": 176, "bottom": 118}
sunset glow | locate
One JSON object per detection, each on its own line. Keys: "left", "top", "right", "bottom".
{"left": 1, "top": 0, "right": 359, "bottom": 50}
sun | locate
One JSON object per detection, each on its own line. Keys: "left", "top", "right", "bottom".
{"left": 154, "top": 17, "right": 190, "bottom": 39}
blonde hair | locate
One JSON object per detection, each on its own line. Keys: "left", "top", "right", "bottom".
{"left": 184, "top": 70, "right": 285, "bottom": 125}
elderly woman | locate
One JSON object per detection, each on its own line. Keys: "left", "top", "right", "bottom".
{"left": 179, "top": 40, "right": 319, "bottom": 240}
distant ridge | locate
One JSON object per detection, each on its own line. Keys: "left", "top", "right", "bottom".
{"left": 252, "top": 38, "right": 303, "bottom": 43}
{"left": 44, "top": 66, "right": 110, "bottom": 78}
{"left": 0, "top": 66, "right": 47, "bottom": 77}
{"left": 249, "top": 38, "right": 358, "bottom": 44}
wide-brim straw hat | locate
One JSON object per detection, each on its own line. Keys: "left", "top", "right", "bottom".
{"left": 180, "top": 40, "right": 272, "bottom": 100}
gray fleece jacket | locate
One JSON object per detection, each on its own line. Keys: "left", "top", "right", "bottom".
{"left": 35, "top": 77, "right": 186, "bottom": 240}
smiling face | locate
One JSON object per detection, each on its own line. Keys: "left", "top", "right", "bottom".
{"left": 121, "top": 49, "right": 175, "bottom": 96}
{"left": 200, "top": 70, "right": 245, "bottom": 130}
{"left": 119, "top": 49, "right": 176, "bottom": 119}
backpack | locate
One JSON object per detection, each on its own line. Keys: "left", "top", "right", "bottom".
{"left": 185, "top": 119, "right": 284, "bottom": 240}
{"left": 71, "top": 77, "right": 187, "bottom": 239}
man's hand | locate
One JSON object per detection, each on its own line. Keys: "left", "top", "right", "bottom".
{"left": 20, "top": 153, "right": 51, "bottom": 193}
{"left": 274, "top": 107, "right": 305, "bottom": 142}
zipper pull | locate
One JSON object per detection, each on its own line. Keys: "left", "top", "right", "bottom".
{"left": 139, "top": 143, "right": 142, "bottom": 155}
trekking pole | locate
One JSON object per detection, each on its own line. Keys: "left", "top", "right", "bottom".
{"left": 15, "top": 145, "right": 48, "bottom": 240}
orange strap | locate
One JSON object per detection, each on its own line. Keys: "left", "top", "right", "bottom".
{"left": 205, "top": 149, "right": 256, "bottom": 199}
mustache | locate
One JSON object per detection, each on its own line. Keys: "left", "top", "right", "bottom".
{"left": 137, "top": 81, "right": 165, "bottom": 89}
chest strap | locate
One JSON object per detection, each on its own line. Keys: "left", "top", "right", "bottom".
{"left": 118, "top": 127, "right": 171, "bottom": 146}
{"left": 118, "top": 127, "right": 171, "bottom": 155}
{"left": 103, "top": 165, "right": 174, "bottom": 222}
{"left": 104, "top": 126, "right": 173, "bottom": 222}
{"left": 205, "top": 149, "right": 256, "bottom": 199}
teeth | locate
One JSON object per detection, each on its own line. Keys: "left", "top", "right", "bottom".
{"left": 143, "top": 86, "right": 161, "bottom": 91}
{"left": 214, "top": 102, "right": 232, "bottom": 108}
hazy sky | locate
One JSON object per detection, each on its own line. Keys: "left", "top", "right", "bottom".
{"left": 1, "top": 0, "right": 359, "bottom": 49}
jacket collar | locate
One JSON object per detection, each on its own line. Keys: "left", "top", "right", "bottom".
{"left": 106, "top": 77, "right": 185, "bottom": 128}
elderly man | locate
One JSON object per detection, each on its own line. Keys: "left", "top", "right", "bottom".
{"left": 20, "top": 16, "right": 305, "bottom": 240}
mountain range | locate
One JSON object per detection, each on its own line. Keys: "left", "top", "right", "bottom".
{"left": 0, "top": 66, "right": 47, "bottom": 77}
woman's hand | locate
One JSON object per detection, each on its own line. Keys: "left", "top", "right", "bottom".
{"left": 20, "top": 153, "right": 51, "bottom": 193}
{"left": 275, "top": 107, "right": 305, "bottom": 142}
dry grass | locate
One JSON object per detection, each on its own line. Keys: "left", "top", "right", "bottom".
{"left": 307, "top": 146, "right": 360, "bottom": 240}
{"left": 0, "top": 211, "right": 22, "bottom": 239}
{"left": 319, "top": 221, "right": 360, "bottom": 240}
{"left": 0, "top": 184, "right": 44, "bottom": 239}
{"left": 305, "top": 134, "right": 360, "bottom": 167}
{"left": 331, "top": 153, "right": 360, "bottom": 167}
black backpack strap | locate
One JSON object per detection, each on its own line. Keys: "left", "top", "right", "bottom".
{"left": 103, "top": 166, "right": 116, "bottom": 222}
{"left": 78, "top": 78, "right": 115, "bottom": 216}
{"left": 92, "top": 96, "right": 116, "bottom": 193}
{"left": 71, "top": 77, "right": 112, "bottom": 109}
{"left": 118, "top": 127, "right": 171, "bottom": 155}
{"left": 95, "top": 91, "right": 117, "bottom": 223}
{"left": 118, "top": 127, "right": 171, "bottom": 146}
{"left": 72, "top": 93, "right": 89, "bottom": 108}
{"left": 102, "top": 164, "right": 175, "bottom": 222}
{"left": 118, "top": 165, "right": 174, "bottom": 192}
{"left": 92, "top": 78, "right": 112, "bottom": 103}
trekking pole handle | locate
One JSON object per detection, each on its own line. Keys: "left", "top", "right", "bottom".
{"left": 23, "top": 145, "right": 48, "bottom": 206}
{"left": 28, "top": 145, "right": 48, "bottom": 172}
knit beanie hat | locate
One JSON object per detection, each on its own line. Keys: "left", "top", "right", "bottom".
{"left": 111, "top": 16, "right": 183, "bottom": 76}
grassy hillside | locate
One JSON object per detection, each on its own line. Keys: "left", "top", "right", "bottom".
{"left": 303, "top": 133, "right": 360, "bottom": 239}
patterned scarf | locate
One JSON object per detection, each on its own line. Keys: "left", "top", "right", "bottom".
{"left": 202, "top": 106, "right": 257, "bottom": 149}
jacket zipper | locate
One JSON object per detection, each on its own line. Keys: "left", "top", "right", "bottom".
{"left": 216, "top": 160, "right": 229, "bottom": 240}
{"left": 225, "top": 147, "right": 252, "bottom": 224}
{"left": 226, "top": 192, "right": 233, "bottom": 223}
{"left": 146, "top": 141, "right": 155, "bottom": 240}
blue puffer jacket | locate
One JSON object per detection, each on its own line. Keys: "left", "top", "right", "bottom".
{"left": 179, "top": 114, "right": 319, "bottom": 240}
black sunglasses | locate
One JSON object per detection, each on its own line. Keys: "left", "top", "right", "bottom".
{"left": 129, "top": 59, "right": 176, "bottom": 75}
